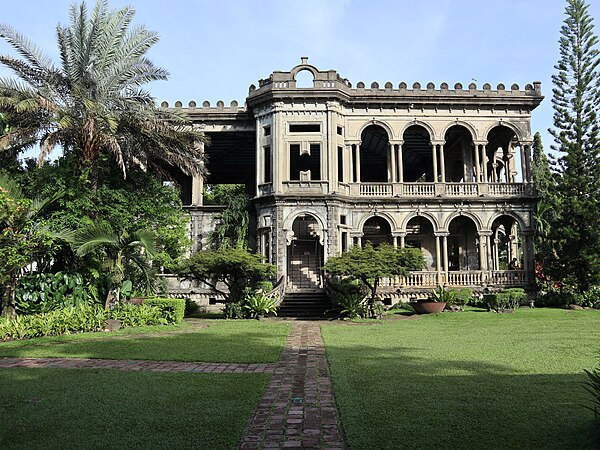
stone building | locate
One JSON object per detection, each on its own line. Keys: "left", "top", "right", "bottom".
{"left": 165, "top": 58, "right": 543, "bottom": 307}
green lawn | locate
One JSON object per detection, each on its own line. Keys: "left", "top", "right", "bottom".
{"left": 0, "top": 320, "right": 289, "bottom": 363}
{"left": 322, "top": 308, "right": 600, "bottom": 449}
{"left": 0, "top": 368, "right": 268, "bottom": 449}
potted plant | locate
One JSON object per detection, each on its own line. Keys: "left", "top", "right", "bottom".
{"left": 411, "top": 286, "right": 454, "bottom": 314}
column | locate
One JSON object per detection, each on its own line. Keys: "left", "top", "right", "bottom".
{"left": 477, "top": 231, "right": 492, "bottom": 272}
{"left": 522, "top": 231, "right": 535, "bottom": 284}
{"left": 524, "top": 144, "right": 533, "bottom": 183}
{"left": 191, "top": 174, "right": 203, "bottom": 206}
{"left": 432, "top": 143, "right": 438, "bottom": 182}
{"left": 390, "top": 143, "right": 397, "bottom": 182}
{"left": 520, "top": 145, "right": 527, "bottom": 183}
{"left": 400, "top": 233, "right": 406, "bottom": 248}
{"left": 398, "top": 142, "right": 404, "bottom": 183}
{"left": 435, "top": 235, "right": 442, "bottom": 284}
{"left": 355, "top": 144, "right": 361, "bottom": 182}
{"left": 481, "top": 145, "right": 488, "bottom": 182}
{"left": 474, "top": 143, "right": 481, "bottom": 182}
{"left": 442, "top": 235, "right": 449, "bottom": 274}
{"left": 439, "top": 143, "right": 446, "bottom": 182}
{"left": 493, "top": 238, "right": 500, "bottom": 271}
{"left": 255, "top": 117, "right": 262, "bottom": 194}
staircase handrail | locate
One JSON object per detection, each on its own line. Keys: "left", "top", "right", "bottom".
{"left": 264, "top": 275, "right": 286, "bottom": 307}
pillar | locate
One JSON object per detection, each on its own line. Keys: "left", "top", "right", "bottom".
{"left": 520, "top": 145, "right": 527, "bottom": 184}
{"left": 398, "top": 142, "right": 404, "bottom": 183}
{"left": 355, "top": 144, "right": 361, "bottom": 182}
{"left": 481, "top": 145, "right": 488, "bottom": 182}
{"left": 439, "top": 144, "right": 446, "bottom": 182}
{"left": 191, "top": 174, "right": 203, "bottom": 206}
{"left": 389, "top": 143, "right": 397, "bottom": 182}
{"left": 524, "top": 144, "right": 533, "bottom": 183}
{"left": 442, "top": 235, "right": 449, "bottom": 274}
{"left": 435, "top": 235, "right": 442, "bottom": 283}
{"left": 432, "top": 143, "right": 438, "bottom": 182}
{"left": 474, "top": 143, "right": 481, "bottom": 182}
{"left": 400, "top": 234, "right": 406, "bottom": 248}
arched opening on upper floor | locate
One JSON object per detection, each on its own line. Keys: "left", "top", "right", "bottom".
{"left": 448, "top": 216, "right": 480, "bottom": 271}
{"left": 405, "top": 216, "right": 436, "bottom": 270}
{"left": 490, "top": 215, "right": 523, "bottom": 271}
{"left": 295, "top": 69, "right": 314, "bottom": 88}
{"left": 360, "top": 125, "right": 389, "bottom": 182}
{"left": 444, "top": 125, "right": 475, "bottom": 182}
{"left": 486, "top": 125, "right": 519, "bottom": 183}
{"left": 362, "top": 216, "right": 393, "bottom": 247}
{"left": 402, "top": 125, "right": 433, "bottom": 182}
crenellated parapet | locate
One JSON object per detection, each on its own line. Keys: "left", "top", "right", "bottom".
{"left": 247, "top": 57, "right": 543, "bottom": 109}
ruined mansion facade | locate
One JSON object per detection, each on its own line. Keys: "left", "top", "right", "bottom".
{"left": 165, "top": 59, "right": 543, "bottom": 305}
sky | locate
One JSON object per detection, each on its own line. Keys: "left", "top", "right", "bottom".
{"left": 1, "top": 0, "right": 599, "bottom": 157}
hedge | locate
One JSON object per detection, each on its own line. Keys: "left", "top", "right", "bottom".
{"left": 144, "top": 298, "right": 186, "bottom": 323}
{"left": 0, "top": 303, "right": 178, "bottom": 341}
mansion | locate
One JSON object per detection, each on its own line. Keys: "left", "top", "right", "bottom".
{"left": 165, "top": 58, "right": 543, "bottom": 306}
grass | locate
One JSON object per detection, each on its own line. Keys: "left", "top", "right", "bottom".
{"left": 0, "top": 320, "right": 289, "bottom": 363}
{"left": 322, "top": 308, "right": 600, "bottom": 449}
{"left": 0, "top": 368, "right": 268, "bottom": 449}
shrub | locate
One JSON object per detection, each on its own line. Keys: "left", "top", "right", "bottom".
{"left": 15, "top": 272, "right": 97, "bottom": 314}
{"left": 484, "top": 288, "right": 526, "bottom": 312}
{"left": 110, "top": 303, "right": 165, "bottom": 327}
{"left": 184, "top": 298, "right": 199, "bottom": 316}
{"left": 223, "top": 301, "right": 247, "bottom": 319}
{"left": 430, "top": 286, "right": 457, "bottom": 304}
{"left": 453, "top": 288, "right": 473, "bottom": 309}
{"left": 0, "top": 303, "right": 177, "bottom": 341}
{"left": 584, "top": 363, "right": 600, "bottom": 419}
{"left": 328, "top": 278, "right": 369, "bottom": 319}
{"left": 144, "top": 298, "right": 186, "bottom": 323}
{"left": 244, "top": 293, "right": 277, "bottom": 319}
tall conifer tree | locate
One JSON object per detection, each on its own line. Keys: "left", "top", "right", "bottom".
{"left": 548, "top": 0, "right": 600, "bottom": 292}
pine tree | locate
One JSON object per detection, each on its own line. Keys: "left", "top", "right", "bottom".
{"left": 548, "top": 0, "right": 600, "bottom": 292}
{"left": 531, "top": 132, "right": 555, "bottom": 253}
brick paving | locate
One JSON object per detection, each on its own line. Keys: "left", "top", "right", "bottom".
{"left": 0, "top": 357, "right": 276, "bottom": 373}
{"left": 238, "top": 321, "right": 346, "bottom": 450}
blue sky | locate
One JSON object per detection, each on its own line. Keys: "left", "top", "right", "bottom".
{"left": 1, "top": 0, "right": 599, "bottom": 155}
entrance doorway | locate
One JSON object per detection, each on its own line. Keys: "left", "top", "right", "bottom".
{"left": 287, "top": 215, "right": 323, "bottom": 291}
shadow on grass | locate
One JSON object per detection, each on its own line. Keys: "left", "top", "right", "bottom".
{"left": 0, "top": 326, "right": 289, "bottom": 364}
{"left": 325, "top": 343, "right": 599, "bottom": 449}
{"left": 0, "top": 367, "right": 269, "bottom": 450}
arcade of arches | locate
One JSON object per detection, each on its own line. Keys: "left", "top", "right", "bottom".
{"left": 348, "top": 124, "right": 531, "bottom": 184}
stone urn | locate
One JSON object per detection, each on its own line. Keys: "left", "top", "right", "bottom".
{"left": 411, "top": 299, "right": 446, "bottom": 314}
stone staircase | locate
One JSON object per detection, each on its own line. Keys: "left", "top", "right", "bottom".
{"left": 278, "top": 291, "right": 333, "bottom": 319}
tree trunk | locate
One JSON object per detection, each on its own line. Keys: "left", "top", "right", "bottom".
{"left": 1, "top": 278, "right": 17, "bottom": 319}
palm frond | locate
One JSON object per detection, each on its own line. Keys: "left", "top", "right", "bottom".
{"left": 73, "top": 223, "right": 118, "bottom": 257}
{"left": 0, "top": 172, "right": 24, "bottom": 200}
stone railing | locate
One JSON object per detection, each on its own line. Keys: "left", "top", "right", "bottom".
{"left": 259, "top": 181, "right": 533, "bottom": 198}
{"left": 258, "top": 183, "right": 273, "bottom": 196}
{"left": 403, "top": 183, "right": 436, "bottom": 196}
{"left": 488, "top": 183, "right": 526, "bottom": 196}
{"left": 445, "top": 183, "right": 479, "bottom": 196}
{"left": 281, "top": 181, "right": 329, "bottom": 194}
{"left": 360, "top": 183, "right": 393, "bottom": 196}
{"left": 446, "top": 271, "right": 483, "bottom": 286}
{"left": 490, "top": 270, "right": 526, "bottom": 286}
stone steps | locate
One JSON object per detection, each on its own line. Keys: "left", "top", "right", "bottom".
{"left": 278, "top": 292, "right": 333, "bottom": 319}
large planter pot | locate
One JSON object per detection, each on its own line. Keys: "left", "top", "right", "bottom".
{"left": 411, "top": 300, "right": 446, "bottom": 314}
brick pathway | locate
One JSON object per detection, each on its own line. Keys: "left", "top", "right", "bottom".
{"left": 0, "top": 357, "right": 276, "bottom": 373}
{"left": 238, "top": 322, "right": 346, "bottom": 450}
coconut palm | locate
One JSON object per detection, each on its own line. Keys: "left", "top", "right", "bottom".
{"left": 71, "top": 223, "right": 157, "bottom": 309}
{"left": 0, "top": 0, "right": 206, "bottom": 184}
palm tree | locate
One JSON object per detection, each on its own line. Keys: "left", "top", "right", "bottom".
{"left": 71, "top": 224, "right": 157, "bottom": 309}
{"left": 0, "top": 0, "right": 206, "bottom": 185}
{"left": 0, "top": 174, "right": 63, "bottom": 317}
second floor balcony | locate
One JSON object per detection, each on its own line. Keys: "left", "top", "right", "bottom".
{"left": 257, "top": 181, "right": 534, "bottom": 199}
